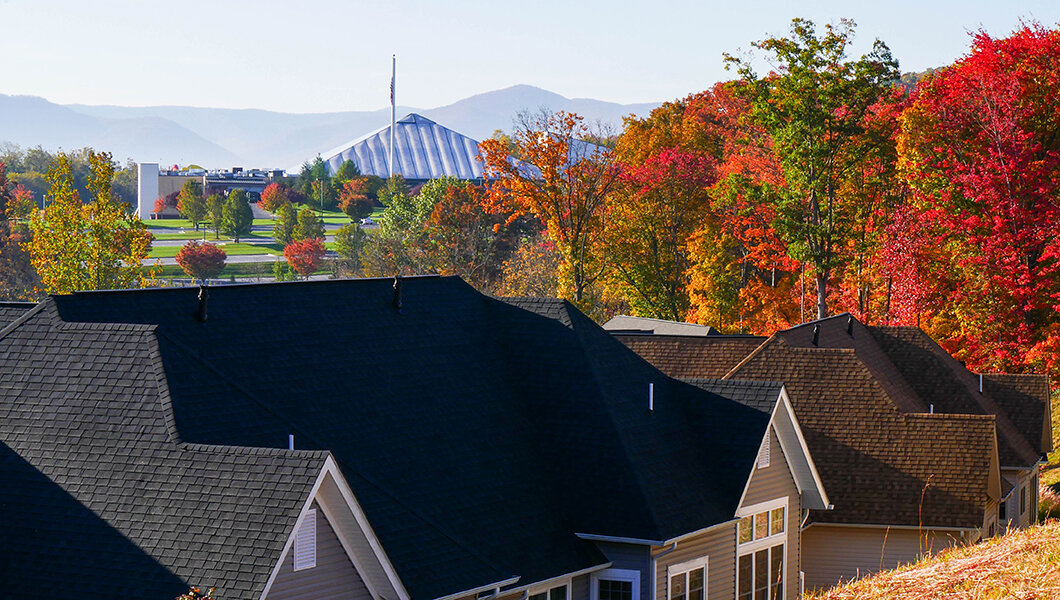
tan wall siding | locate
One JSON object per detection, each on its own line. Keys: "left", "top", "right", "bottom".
{"left": 1001, "top": 469, "right": 1036, "bottom": 531}
{"left": 801, "top": 525, "right": 966, "bottom": 592}
{"left": 740, "top": 426, "right": 801, "bottom": 600}
{"left": 267, "top": 502, "right": 373, "bottom": 600}
{"left": 652, "top": 523, "right": 736, "bottom": 600}
{"left": 572, "top": 573, "right": 590, "bottom": 600}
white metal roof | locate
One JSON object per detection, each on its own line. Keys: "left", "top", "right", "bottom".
{"left": 311, "top": 113, "right": 485, "bottom": 180}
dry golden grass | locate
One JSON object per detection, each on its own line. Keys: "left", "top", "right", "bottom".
{"left": 806, "top": 520, "right": 1060, "bottom": 600}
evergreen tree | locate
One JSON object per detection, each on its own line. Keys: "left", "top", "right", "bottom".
{"left": 293, "top": 206, "right": 325, "bottom": 242}
{"left": 273, "top": 201, "right": 297, "bottom": 246}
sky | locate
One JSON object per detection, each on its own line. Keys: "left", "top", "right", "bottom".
{"left": 2, "top": 0, "right": 1059, "bottom": 114}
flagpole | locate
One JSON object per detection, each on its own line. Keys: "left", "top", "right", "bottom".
{"left": 389, "top": 54, "right": 396, "bottom": 178}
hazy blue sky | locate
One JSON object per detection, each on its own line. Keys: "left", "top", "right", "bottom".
{"left": 2, "top": 0, "right": 1058, "bottom": 113}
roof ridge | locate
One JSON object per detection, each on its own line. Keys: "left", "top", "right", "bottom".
{"left": 179, "top": 441, "right": 332, "bottom": 460}
{"left": 0, "top": 299, "right": 46, "bottom": 342}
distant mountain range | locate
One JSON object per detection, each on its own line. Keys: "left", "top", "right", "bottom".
{"left": 0, "top": 85, "right": 660, "bottom": 171}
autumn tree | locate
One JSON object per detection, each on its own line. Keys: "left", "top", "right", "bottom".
{"left": 337, "top": 178, "right": 374, "bottom": 222}
{"left": 258, "top": 182, "right": 288, "bottom": 213}
{"left": 479, "top": 110, "right": 622, "bottom": 314}
{"left": 177, "top": 180, "right": 206, "bottom": 229}
{"left": 605, "top": 148, "right": 717, "bottom": 321}
{"left": 425, "top": 183, "right": 517, "bottom": 289}
{"left": 273, "top": 201, "right": 297, "bottom": 246}
{"left": 0, "top": 164, "right": 40, "bottom": 299}
{"left": 894, "top": 23, "right": 1060, "bottom": 376}
{"left": 175, "top": 241, "right": 226, "bottom": 283}
{"left": 292, "top": 206, "right": 325, "bottom": 242}
{"left": 220, "top": 189, "right": 253, "bottom": 242}
{"left": 495, "top": 234, "right": 559, "bottom": 298}
{"left": 284, "top": 238, "right": 326, "bottom": 279}
{"left": 725, "top": 18, "right": 899, "bottom": 319}
{"left": 27, "top": 151, "right": 153, "bottom": 293}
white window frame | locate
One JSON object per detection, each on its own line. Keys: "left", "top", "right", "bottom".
{"left": 736, "top": 498, "right": 788, "bottom": 600}
{"left": 590, "top": 568, "right": 640, "bottom": 600}
{"left": 293, "top": 508, "right": 317, "bottom": 571}
{"left": 528, "top": 581, "right": 572, "bottom": 600}
{"left": 666, "top": 556, "right": 707, "bottom": 600}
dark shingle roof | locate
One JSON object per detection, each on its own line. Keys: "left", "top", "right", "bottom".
{"left": 682, "top": 379, "right": 784, "bottom": 414}
{"left": 43, "top": 277, "right": 772, "bottom": 600}
{"left": 614, "top": 334, "right": 766, "bottom": 379}
{"left": 0, "top": 301, "right": 35, "bottom": 329}
{"left": 983, "top": 373, "right": 1052, "bottom": 456}
{"left": 0, "top": 302, "right": 327, "bottom": 600}
{"left": 725, "top": 341, "right": 998, "bottom": 528}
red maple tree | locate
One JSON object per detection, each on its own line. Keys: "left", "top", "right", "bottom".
{"left": 284, "top": 238, "right": 326, "bottom": 279}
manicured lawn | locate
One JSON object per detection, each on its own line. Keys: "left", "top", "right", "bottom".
{"left": 148, "top": 242, "right": 283, "bottom": 259}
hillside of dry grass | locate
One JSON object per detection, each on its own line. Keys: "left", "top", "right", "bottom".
{"left": 806, "top": 521, "right": 1060, "bottom": 600}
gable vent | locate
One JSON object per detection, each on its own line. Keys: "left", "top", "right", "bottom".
{"left": 293, "top": 509, "right": 317, "bottom": 571}
{"left": 757, "top": 430, "right": 771, "bottom": 469}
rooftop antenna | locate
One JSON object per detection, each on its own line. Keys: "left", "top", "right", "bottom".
{"left": 195, "top": 285, "right": 209, "bottom": 323}
{"left": 392, "top": 275, "right": 403, "bottom": 314}
{"left": 846, "top": 315, "right": 854, "bottom": 336}
{"left": 811, "top": 323, "right": 820, "bottom": 346}
{"left": 389, "top": 54, "right": 396, "bottom": 178}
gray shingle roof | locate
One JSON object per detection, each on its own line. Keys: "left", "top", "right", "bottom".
{"left": 42, "top": 277, "right": 775, "bottom": 600}
{"left": 0, "top": 301, "right": 328, "bottom": 600}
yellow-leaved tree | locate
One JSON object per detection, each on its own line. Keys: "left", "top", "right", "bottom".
{"left": 27, "top": 151, "right": 154, "bottom": 293}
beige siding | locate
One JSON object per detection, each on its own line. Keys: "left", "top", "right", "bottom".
{"left": 801, "top": 525, "right": 966, "bottom": 592}
{"left": 1001, "top": 469, "right": 1036, "bottom": 531}
{"left": 740, "top": 426, "right": 801, "bottom": 600}
{"left": 652, "top": 523, "right": 737, "bottom": 600}
{"left": 267, "top": 502, "right": 373, "bottom": 600}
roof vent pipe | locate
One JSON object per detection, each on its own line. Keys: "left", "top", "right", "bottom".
{"left": 846, "top": 315, "right": 854, "bottom": 336}
{"left": 392, "top": 276, "right": 403, "bottom": 314}
{"left": 289, "top": 434, "right": 295, "bottom": 450}
{"left": 195, "top": 285, "right": 209, "bottom": 323}
{"left": 812, "top": 324, "right": 820, "bottom": 346}
{"left": 929, "top": 404, "right": 934, "bottom": 413}
{"left": 979, "top": 373, "right": 983, "bottom": 393}
{"left": 649, "top": 383, "right": 655, "bottom": 411}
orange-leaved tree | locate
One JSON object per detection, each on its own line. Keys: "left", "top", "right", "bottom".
{"left": 479, "top": 110, "right": 621, "bottom": 315}
{"left": 284, "top": 238, "right": 326, "bottom": 279}
{"left": 175, "top": 241, "right": 226, "bottom": 283}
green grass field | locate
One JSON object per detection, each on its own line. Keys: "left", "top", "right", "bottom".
{"left": 148, "top": 242, "right": 283, "bottom": 259}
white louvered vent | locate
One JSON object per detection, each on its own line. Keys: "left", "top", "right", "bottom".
{"left": 757, "top": 430, "right": 770, "bottom": 469}
{"left": 293, "top": 509, "right": 317, "bottom": 571}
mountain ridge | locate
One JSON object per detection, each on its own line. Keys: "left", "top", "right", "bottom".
{"left": 1, "top": 85, "right": 661, "bottom": 170}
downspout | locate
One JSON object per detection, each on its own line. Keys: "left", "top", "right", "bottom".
{"left": 650, "top": 542, "right": 677, "bottom": 600}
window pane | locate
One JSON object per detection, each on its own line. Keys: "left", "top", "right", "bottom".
{"left": 770, "top": 546, "right": 783, "bottom": 599}
{"left": 739, "top": 516, "right": 753, "bottom": 543}
{"left": 754, "top": 512, "right": 768, "bottom": 539}
{"left": 670, "top": 573, "right": 685, "bottom": 600}
{"left": 550, "top": 587, "right": 567, "bottom": 600}
{"left": 738, "top": 554, "right": 752, "bottom": 600}
{"left": 754, "top": 549, "right": 769, "bottom": 600}
{"left": 689, "top": 567, "right": 703, "bottom": 600}
{"left": 599, "top": 580, "right": 632, "bottom": 600}
{"left": 770, "top": 507, "right": 785, "bottom": 536}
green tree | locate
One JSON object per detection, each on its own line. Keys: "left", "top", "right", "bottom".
{"left": 273, "top": 201, "right": 297, "bottom": 246}
{"left": 298, "top": 156, "right": 334, "bottom": 208}
{"left": 177, "top": 179, "right": 207, "bottom": 229}
{"left": 206, "top": 193, "right": 224, "bottom": 240}
{"left": 26, "top": 151, "right": 153, "bottom": 293}
{"left": 111, "top": 160, "right": 138, "bottom": 208}
{"left": 293, "top": 205, "right": 325, "bottom": 242}
{"left": 221, "top": 189, "right": 253, "bottom": 242}
{"left": 0, "top": 164, "right": 40, "bottom": 299}
{"left": 332, "top": 160, "right": 361, "bottom": 185}
{"left": 724, "top": 18, "right": 900, "bottom": 318}
{"left": 333, "top": 223, "right": 367, "bottom": 277}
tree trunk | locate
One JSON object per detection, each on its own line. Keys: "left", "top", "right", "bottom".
{"left": 816, "top": 270, "right": 829, "bottom": 319}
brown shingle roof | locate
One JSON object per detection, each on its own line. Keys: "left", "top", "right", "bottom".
{"left": 869, "top": 325, "right": 1042, "bottom": 467}
{"left": 724, "top": 340, "right": 998, "bottom": 528}
{"left": 983, "top": 373, "right": 1052, "bottom": 456}
{"left": 614, "top": 334, "right": 765, "bottom": 379}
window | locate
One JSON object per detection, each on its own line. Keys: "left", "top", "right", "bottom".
{"left": 757, "top": 432, "right": 770, "bottom": 469}
{"left": 999, "top": 498, "right": 1007, "bottom": 521}
{"left": 529, "top": 584, "right": 568, "bottom": 600}
{"left": 1021, "top": 485, "right": 1027, "bottom": 515}
{"left": 668, "top": 557, "right": 707, "bottom": 600}
{"left": 293, "top": 508, "right": 317, "bottom": 571}
{"left": 591, "top": 568, "right": 640, "bottom": 600}
{"left": 737, "top": 499, "right": 787, "bottom": 600}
